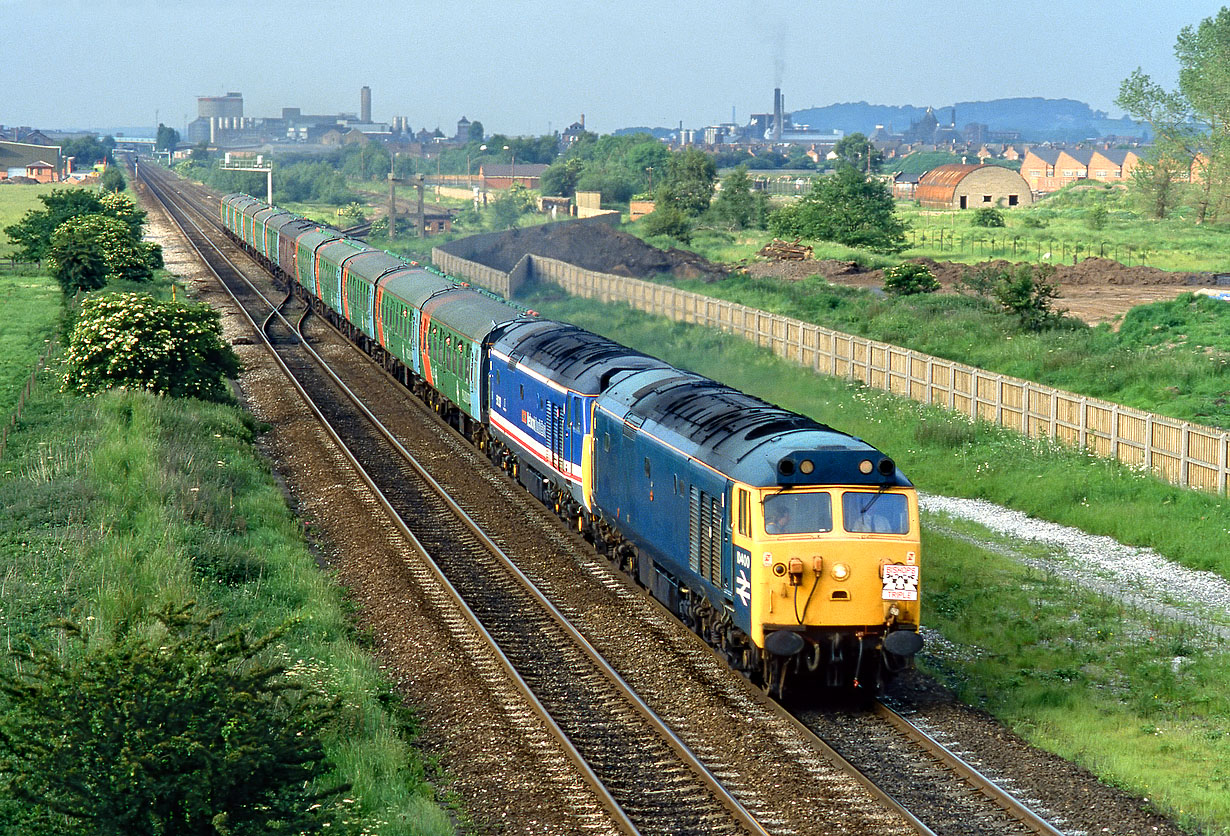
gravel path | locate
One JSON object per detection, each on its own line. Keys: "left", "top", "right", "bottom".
{"left": 921, "top": 492, "right": 1230, "bottom": 640}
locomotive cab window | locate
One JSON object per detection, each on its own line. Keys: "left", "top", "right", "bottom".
{"left": 764, "top": 492, "right": 832, "bottom": 535}
{"left": 842, "top": 492, "right": 909, "bottom": 534}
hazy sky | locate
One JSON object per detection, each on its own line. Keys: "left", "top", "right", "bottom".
{"left": 2, "top": 0, "right": 1223, "bottom": 136}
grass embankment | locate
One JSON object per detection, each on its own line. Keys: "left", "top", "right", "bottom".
{"left": 525, "top": 288, "right": 1230, "bottom": 835}
{"left": 0, "top": 287, "right": 454, "bottom": 832}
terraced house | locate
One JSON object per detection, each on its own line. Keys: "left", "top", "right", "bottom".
{"left": 1021, "top": 147, "right": 1143, "bottom": 193}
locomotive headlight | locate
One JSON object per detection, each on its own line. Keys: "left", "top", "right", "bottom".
{"left": 831, "top": 562, "right": 850, "bottom": 582}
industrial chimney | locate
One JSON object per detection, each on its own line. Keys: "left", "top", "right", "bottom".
{"left": 361, "top": 86, "right": 372, "bottom": 123}
{"left": 773, "top": 87, "right": 783, "bottom": 142}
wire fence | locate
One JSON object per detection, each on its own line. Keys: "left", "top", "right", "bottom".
{"left": 0, "top": 259, "right": 40, "bottom": 272}
{"left": 906, "top": 229, "right": 1155, "bottom": 266}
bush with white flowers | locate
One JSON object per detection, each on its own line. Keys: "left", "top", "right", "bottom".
{"left": 63, "top": 293, "right": 241, "bottom": 401}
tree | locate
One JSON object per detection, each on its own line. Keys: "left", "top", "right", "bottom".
{"left": 540, "top": 157, "right": 584, "bottom": 197}
{"left": 3, "top": 189, "right": 104, "bottom": 262}
{"left": 960, "top": 263, "right": 1064, "bottom": 331}
{"left": 1087, "top": 202, "right": 1109, "bottom": 230}
{"left": 656, "top": 148, "right": 715, "bottom": 216}
{"left": 59, "top": 135, "right": 113, "bottom": 167}
{"left": 155, "top": 123, "right": 180, "bottom": 152}
{"left": 99, "top": 166, "right": 126, "bottom": 193}
{"left": 768, "top": 166, "right": 907, "bottom": 254}
{"left": 99, "top": 191, "right": 149, "bottom": 239}
{"left": 0, "top": 604, "right": 346, "bottom": 835}
{"left": 1117, "top": 8, "right": 1230, "bottom": 222}
{"left": 48, "top": 225, "right": 107, "bottom": 294}
{"left": 63, "top": 293, "right": 242, "bottom": 401}
{"left": 467, "top": 120, "right": 484, "bottom": 142}
{"left": 487, "top": 183, "right": 536, "bottom": 230}
{"left": 713, "top": 165, "right": 756, "bottom": 229}
{"left": 831, "top": 132, "right": 884, "bottom": 173}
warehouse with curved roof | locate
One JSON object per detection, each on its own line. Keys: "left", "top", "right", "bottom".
{"left": 915, "top": 164, "right": 1033, "bottom": 210}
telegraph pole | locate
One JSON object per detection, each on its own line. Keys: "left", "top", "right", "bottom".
{"left": 415, "top": 174, "right": 426, "bottom": 238}
{"left": 388, "top": 154, "right": 399, "bottom": 238}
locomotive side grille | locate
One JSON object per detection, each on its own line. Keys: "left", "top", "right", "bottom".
{"left": 689, "top": 486, "right": 701, "bottom": 576}
{"left": 689, "top": 487, "right": 722, "bottom": 588}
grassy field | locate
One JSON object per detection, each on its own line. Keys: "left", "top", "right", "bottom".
{"left": 524, "top": 287, "right": 1230, "bottom": 834}
{"left": 0, "top": 182, "right": 65, "bottom": 259}
{"left": 0, "top": 265, "right": 455, "bottom": 832}
{"left": 896, "top": 182, "right": 1230, "bottom": 272}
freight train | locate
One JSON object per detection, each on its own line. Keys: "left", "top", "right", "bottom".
{"left": 220, "top": 192, "right": 923, "bottom": 694}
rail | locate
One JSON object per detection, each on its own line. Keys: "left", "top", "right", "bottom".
{"left": 432, "top": 246, "right": 1230, "bottom": 495}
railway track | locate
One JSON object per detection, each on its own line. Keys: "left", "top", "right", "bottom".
{"left": 135, "top": 162, "right": 1079, "bottom": 836}
{"left": 140, "top": 162, "right": 774, "bottom": 836}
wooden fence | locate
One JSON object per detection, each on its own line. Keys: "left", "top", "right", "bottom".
{"left": 432, "top": 248, "right": 1230, "bottom": 495}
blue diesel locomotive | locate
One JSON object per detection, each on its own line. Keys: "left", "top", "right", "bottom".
{"left": 220, "top": 192, "right": 923, "bottom": 693}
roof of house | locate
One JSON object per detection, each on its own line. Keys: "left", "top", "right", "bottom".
{"left": 0, "top": 140, "right": 61, "bottom": 169}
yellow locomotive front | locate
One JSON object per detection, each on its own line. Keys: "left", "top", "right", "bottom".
{"left": 731, "top": 464, "right": 923, "bottom": 693}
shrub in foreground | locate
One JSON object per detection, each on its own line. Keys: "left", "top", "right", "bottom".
{"left": 0, "top": 604, "right": 347, "bottom": 835}
{"left": 63, "top": 293, "right": 241, "bottom": 401}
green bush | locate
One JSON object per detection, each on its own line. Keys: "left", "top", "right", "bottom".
{"left": 642, "top": 205, "right": 694, "bottom": 243}
{"left": 0, "top": 604, "right": 347, "bottom": 835}
{"left": 63, "top": 293, "right": 241, "bottom": 401}
{"left": 48, "top": 226, "right": 107, "bottom": 294}
{"left": 50, "top": 214, "right": 159, "bottom": 284}
{"left": 971, "top": 207, "right": 1005, "bottom": 228}
{"left": 883, "top": 262, "right": 940, "bottom": 295}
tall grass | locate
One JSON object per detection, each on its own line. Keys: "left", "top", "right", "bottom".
{"left": 0, "top": 270, "right": 59, "bottom": 416}
{"left": 0, "top": 380, "right": 453, "bottom": 835}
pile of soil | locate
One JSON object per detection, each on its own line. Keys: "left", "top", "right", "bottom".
{"left": 447, "top": 221, "right": 728, "bottom": 281}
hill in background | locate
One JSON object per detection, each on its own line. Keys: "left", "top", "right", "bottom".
{"left": 790, "top": 97, "right": 1147, "bottom": 142}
